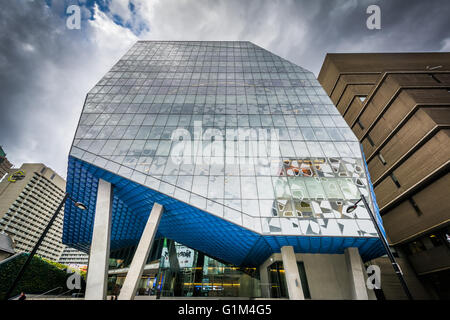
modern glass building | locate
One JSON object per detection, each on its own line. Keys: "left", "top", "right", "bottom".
{"left": 64, "top": 41, "right": 385, "bottom": 299}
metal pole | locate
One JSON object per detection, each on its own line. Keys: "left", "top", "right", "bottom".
{"left": 3, "top": 193, "right": 69, "bottom": 300}
{"left": 360, "top": 195, "right": 413, "bottom": 300}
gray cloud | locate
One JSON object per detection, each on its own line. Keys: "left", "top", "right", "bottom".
{"left": 0, "top": 0, "right": 449, "bottom": 178}
{"left": 0, "top": 0, "right": 136, "bottom": 177}
{"left": 137, "top": 0, "right": 450, "bottom": 74}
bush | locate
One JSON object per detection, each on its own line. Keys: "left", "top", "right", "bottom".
{"left": 0, "top": 253, "right": 83, "bottom": 299}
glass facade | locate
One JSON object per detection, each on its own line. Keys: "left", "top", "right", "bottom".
{"left": 64, "top": 41, "right": 385, "bottom": 269}
{"left": 107, "top": 238, "right": 261, "bottom": 298}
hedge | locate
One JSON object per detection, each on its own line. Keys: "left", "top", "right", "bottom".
{"left": 0, "top": 253, "right": 84, "bottom": 299}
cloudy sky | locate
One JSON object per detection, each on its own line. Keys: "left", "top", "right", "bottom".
{"left": 1, "top": 0, "right": 449, "bottom": 179}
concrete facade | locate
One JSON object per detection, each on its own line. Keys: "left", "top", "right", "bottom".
{"left": 0, "top": 146, "right": 13, "bottom": 181}
{"left": 0, "top": 163, "right": 66, "bottom": 261}
{"left": 318, "top": 53, "right": 450, "bottom": 299}
{"left": 370, "top": 254, "right": 434, "bottom": 300}
{"left": 58, "top": 245, "right": 89, "bottom": 266}
{"left": 260, "top": 249, "right": 375, "bottom": 300}
{"left": 345, "top": 247, "right": 369, "bottom": 300}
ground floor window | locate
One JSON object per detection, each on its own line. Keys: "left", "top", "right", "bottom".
{"left": 107, "top": 238, "right": 261, "bottom": 298}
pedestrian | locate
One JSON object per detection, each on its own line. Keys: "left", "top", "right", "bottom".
{"left": 112, "top": 284, "right": 120, "bottom": 300}
{"left": 18, "top": 292, "right": 26, "bottom": 301}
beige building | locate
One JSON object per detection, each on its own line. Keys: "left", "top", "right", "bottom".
{"left": 318, "top": 53, "right": 450, "bottom": 299}
{"left": 0, "top": 146, "right": 13, "bottom": 181}
{"left": 58, "top": 245, "right": 89, "bottom": 266}
{"left": 0, "top": 163, "right": 67, "bottom": 261}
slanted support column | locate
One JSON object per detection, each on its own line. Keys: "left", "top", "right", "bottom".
{"left": 345, "top": 247, "right": 369, "bottom": 300}
{"left": 118, "top": 203, "right": 164, "bottom": 300}
{"left": 85, "top": 179, "right": 113, "bottom": 300}
{"left": 281, "top": 246, "right": 305, "bottom": 300}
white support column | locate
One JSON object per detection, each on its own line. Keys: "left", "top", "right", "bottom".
{"left": 281, "top": 246, "right": 305, "bottom": 300}
{"left": 85, "top": 179, "right": 113, "bottom": 300}
{"left": 345, "top": 247, "right": 369, "bottom": 300}
{"left": 118, "top": 203, "right": 164, "bottom": 300}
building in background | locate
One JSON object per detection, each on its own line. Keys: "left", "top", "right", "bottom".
{"left": 318, "top": 53, "right": 450, "bottom": 299}
{"left": 58, "top": 245, "right": 89, "bottom": 266}
{"left": 64, "top": 41, "right": 387, "bottom": 300}
{"left": 0, "top": 163, "right": 67, "bottom": 262}
{"left": 0, "top": 146, "right": 13, "bottom": 181}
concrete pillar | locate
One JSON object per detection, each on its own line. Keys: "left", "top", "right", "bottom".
{"left": 85, "top": 179, "right": 113, "bottom": 300}
{"left": 281, "top": 246, "right": 305, "bottom": 300}
{"left": 259, "top": 264, "right": 271, "bottom": 298}
{"left": 118, "top": 203, "right": 163, "bottom": 300}
{"left": 345, "top": 247, "right": 369, "bottom": 300}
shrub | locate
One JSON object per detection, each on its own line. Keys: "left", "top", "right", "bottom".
{"left": 0, "top": 253, "right": 84, "bottom": 299}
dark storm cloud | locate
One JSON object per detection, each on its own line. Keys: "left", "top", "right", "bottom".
{"left": 282, "top": 0, "right": 450, "bottom": 73}
{"left": 0, "top": 1, "right": 76, "bottom": 175}
{"left": 0, "top": 0, "right": 136, "bottom": 177}
{"left": 204, "top": 0, "right": 450, "bottom": 74}
{"left": 0, "top": 0, "right": 449, "bottom": 178}
{"left": 136, "top": 0, "right": 450, "bottom": 73}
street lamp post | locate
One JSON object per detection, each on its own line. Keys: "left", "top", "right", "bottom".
{"left": 347, "top": 195, "right": 413, "bottom": 300}
{"left": 3, "top": 193, "right": 87, "bottom": 300}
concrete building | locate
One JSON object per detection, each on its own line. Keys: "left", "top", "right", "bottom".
{"left": 0, "top": 146, "right": 13, "bottom": 181}
{"left": 58, "top": 245, "right": 89, "bottom": 266}
{"left": 0, "top": 163, "right": 67, "bottom": 262}
{"left": 64, "top": 41, "right": 387, "bottom": 300}
{"left": 318, "top": 53, "right": 450, "bottom": 299}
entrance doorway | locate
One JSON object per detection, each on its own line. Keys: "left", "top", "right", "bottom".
{"left": 267, "top": 261, "right": 311, "bottom": 299}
